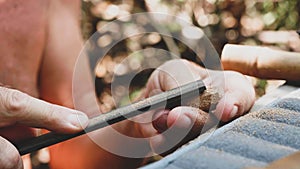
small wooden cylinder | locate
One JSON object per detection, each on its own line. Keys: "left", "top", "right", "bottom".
{"left": 221, "top": 44, "right": 300, "bottom": 81}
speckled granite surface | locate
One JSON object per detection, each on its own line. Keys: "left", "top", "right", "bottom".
{"left": 142, "top": 86, "right": 300, "bottom": 169}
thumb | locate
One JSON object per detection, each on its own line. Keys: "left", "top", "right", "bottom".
{"left": 150, "top": 106, "right": 216, "bottom": 155}
{"left": 0, "top": 136, "right": 23, "bottom": 169}
{"left": 0, "top": 87, "right": 89, "bottom": 133}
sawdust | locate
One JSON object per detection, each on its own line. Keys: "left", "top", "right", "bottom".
{"left": 187, "top": 88, "right": 222, "bottom": 111}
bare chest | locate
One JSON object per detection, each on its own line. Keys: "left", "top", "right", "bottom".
{"left": 0, "top": 0, "right": 49, "bottom": 96}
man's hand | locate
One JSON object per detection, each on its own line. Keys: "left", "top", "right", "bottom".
{"left": 0, "top": 86, "right": 89, "bottom": 169}
{"left": 140, "top": 59, "right": 255, "bottom": 154}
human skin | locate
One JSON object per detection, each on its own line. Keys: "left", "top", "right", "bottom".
{"left": 0, "top": 0, "right": 146, "bottom": 168}
{"left": 0, "top": 0, "right": 88, "bottom": 168}
{"left": 0, "top": 0, "right": 255, "bottom": 169}
{"left": 141, "top": 59, "right": 255, "bottom": 153}
{"left": 0, "top": 86, "right": 89, "bottom": 169}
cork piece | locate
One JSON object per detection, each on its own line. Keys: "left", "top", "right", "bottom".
{"left": 187, "top": 88, "right": 222, "bottom": 111}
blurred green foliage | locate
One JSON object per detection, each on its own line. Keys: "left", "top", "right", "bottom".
{"left": 81, "top": 0, "right": 299, "bottom": 110}
{"left": 82, "top": 0, "right": 299, "bottom": 51}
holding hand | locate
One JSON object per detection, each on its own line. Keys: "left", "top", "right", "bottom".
{"left": 0, "top": 86, "right": 89, "bottom": 169}
{"left": 139, "top": 59, "right": 255, "bottom": 154}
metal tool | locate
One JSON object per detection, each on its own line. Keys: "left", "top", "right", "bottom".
{"left": 16, "top": 80, "right": 206, "bottom": 155}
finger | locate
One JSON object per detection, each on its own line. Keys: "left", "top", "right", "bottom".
{"left": 0, "top": 136, "right": 23, "bottom": 169}
{"left": 150, "top": 106, "right": 216, "bottom": 155}
{"left": 152, "top": 110, "right": 169, "bottom": 133}
{"left": 214, "top": 93, "right": 240, "bottom": 122}
{"left": 213, "top": 71, "right": 255, "bottom": 122}
{"left": 153, "top": 107, "right": 215, "bottom": 134}
{"left": 214, "top": 90, "right": 254, "bottom": 122}
{"left": 0, "top": 87, "right": 89, "bottom": 133}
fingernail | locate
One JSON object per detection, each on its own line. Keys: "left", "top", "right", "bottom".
{"left": 68, "top": 112, "right": 89, "bottom": 129}
{"left": 177, "top": 115, "right": 192, "bottom": 128}
{"left": 229, "top": 106, "right": 238, "bottom": 119}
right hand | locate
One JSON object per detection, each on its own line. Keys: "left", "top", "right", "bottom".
{"left": 0, "top": 86, "right": 89, "bottom": 169}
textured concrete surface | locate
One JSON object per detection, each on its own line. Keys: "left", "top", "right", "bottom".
{"left": 203, "top": 131, "right": 297, "bottom": 163}
{"left": 166, "top": 147, "right": 266, "bottom": 169}
{"left": 250, "top": 108, "right": 300, "bottom": 127}
{"left": 142, "top": 87, "right": 300, "bottom": 169}
{"left": 232, "top": 118, "right": 300, "bottom": 149}
{"left": 268, "top": 98, "right": 300, "bottom": 112}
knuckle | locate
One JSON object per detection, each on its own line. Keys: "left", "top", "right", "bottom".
{"left": 5, "top": 89, "right": 29, "bottom": 115}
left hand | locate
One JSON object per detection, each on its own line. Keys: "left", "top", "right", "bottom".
{"left": 137, "top": 59, "right": 255, "bottom": 154}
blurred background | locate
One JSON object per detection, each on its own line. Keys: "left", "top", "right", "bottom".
{"left": 81, "top": 0, "right": 300, "bottom": 113}
{"left": 33, "top": 0, "right": 300, "bottom": 168}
